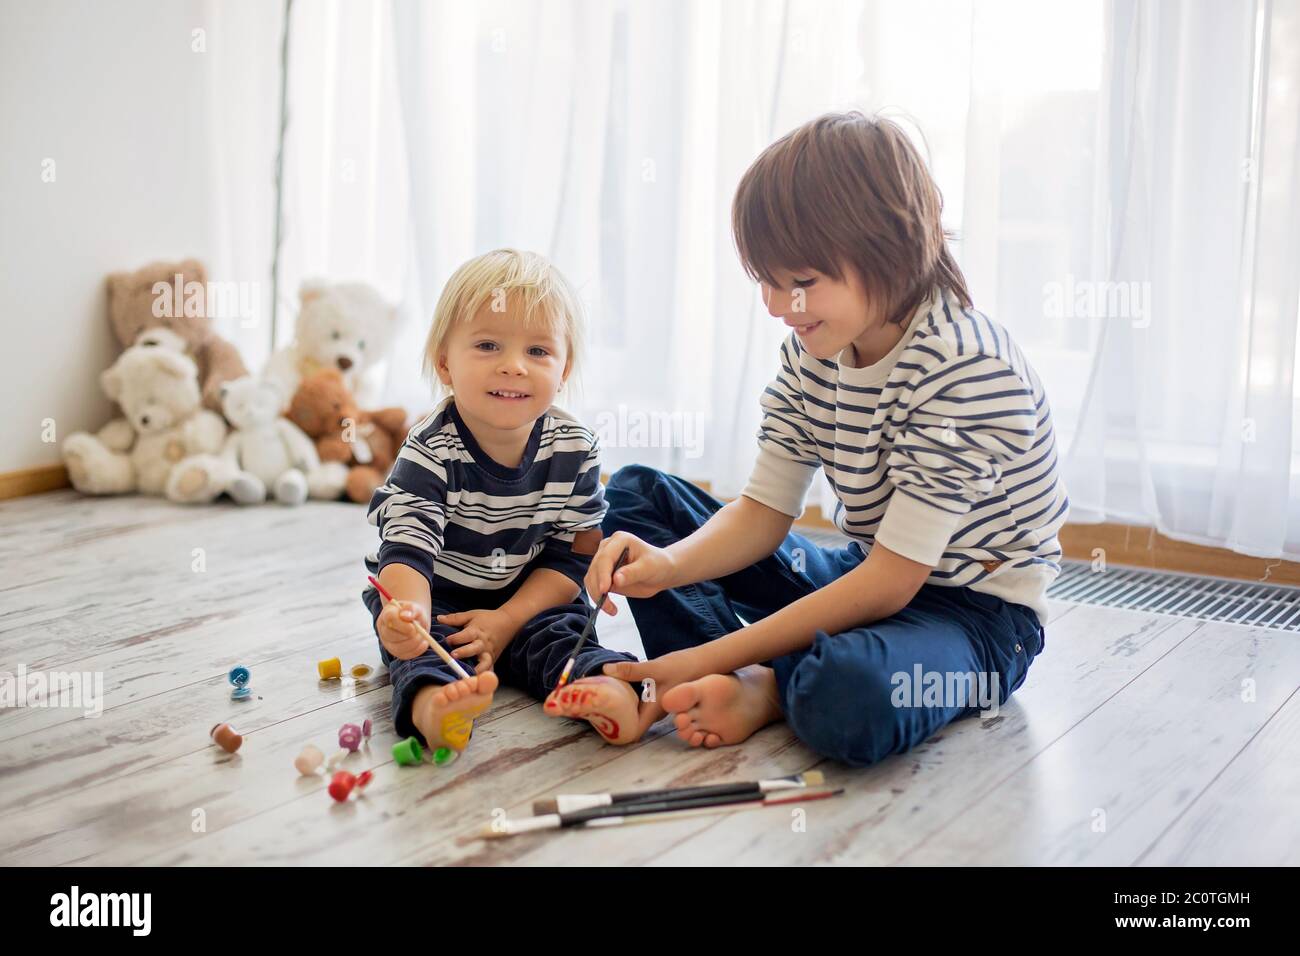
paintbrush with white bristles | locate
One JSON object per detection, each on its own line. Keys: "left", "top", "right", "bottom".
{"left": 484, "top": 785, "right": 842, "bottom": 838}
{"left": 532, "top": 769, "right": 825, "bottom": 816}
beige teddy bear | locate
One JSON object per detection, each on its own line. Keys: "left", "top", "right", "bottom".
{"left": 107, "top": 258, "right": 250, "bottom": 413}
{"left": 62, "top": 344, "right": 233, "bottom": 503}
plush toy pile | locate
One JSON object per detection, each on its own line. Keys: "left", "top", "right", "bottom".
{"left": 62, "top": 259, "right": 408, "bottom": 507}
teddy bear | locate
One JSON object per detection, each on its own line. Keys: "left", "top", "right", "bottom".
{"left": 218, "top": 377, "right": 349, "bottom": 505}
{"left": 286, "top": 369, "right": 408, "bottom": 503}
{"left": 107, "top": 258, "right": 250, "bottom": 413}
{"left": 62, "top": 344, "right": 234, "bottom": 503}
{"left": 262, "top": 279, "right": 398, "bottom": 412}
{"left": 62, "top": 327, "right": 196, "bottom": 463}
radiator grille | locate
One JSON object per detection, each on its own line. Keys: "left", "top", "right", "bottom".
{"left": 1047, "top": 561, "right": 1300, "bottom": 631}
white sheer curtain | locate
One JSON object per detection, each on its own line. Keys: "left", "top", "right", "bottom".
{"left": 210, "top": 0, "right": 1300, "bottom": 559}
{"left": 254, "top": 0, "right": 866, "bottom": 497}
{"left": 198, "top": 0, "right": 288, "bottom": 372}
{"left": 385, "top": 0, "right": 870, "bottom": 499}
{"left": 943, "top": 0, "right": 1300, "bottom": 559}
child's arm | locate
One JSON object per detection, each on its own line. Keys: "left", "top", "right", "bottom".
{"left": 602, "top": 543, "right": 931, "bottom": 690}
{"left": 375, "top": 561, "right": 435, "bottom": 660}
{"left": 498, "top": 567, "right": 580, "bottom": 621}
{"left": 586, "top": 495, "right": 795, "bottom": 613}
{"left": 369, "top": 426, "right": 448, "bottom": 660}
{"left": 695, "top": 543, "right": 930, "bottom": 673}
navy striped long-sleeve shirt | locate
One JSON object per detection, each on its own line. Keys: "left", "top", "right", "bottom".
{"left": 366, "top": 397, "right": 606, "bottom": 592}
{"left": 741, "top": 285, "right": 1070, "bottom": 624}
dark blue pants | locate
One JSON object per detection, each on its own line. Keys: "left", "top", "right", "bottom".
{"left": 602, "top": 464, "right": 1046, "bottom": 767}
{"left": 364, "top": 570, "right": 638, "bottom": 744}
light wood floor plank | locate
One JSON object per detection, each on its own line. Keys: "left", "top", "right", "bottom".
{"left": 902, "top": 619, "right": 1300, "bottom": 865}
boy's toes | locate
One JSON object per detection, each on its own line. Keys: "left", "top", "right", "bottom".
{"left": 688, "top": 730, "right": 706, "bottom": 748}
{"left": 673, "top": 711, "right": 695, "bottom": 733}
{"left": 704, "top": 733, "right": 722, "bottom": 748}
{"left": 660, "top": 681, "right": 700, "bottom": 714}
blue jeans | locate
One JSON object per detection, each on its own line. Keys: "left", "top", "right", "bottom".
{"left": 602, "top": 465, "right": 1046, "bottom": 767}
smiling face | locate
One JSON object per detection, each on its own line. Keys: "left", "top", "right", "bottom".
{"left": 761, "top": 265, "right": 903, "bottom": 365}
{"left": 434, "top": 298, "right": 570, "bottom": 433}
{"left": 733, "top": 113, "right": 975, "bottom": 366}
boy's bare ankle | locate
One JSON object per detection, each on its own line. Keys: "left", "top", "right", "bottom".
{"left": 410, "top": 684, "right": 441, "bottom": 741}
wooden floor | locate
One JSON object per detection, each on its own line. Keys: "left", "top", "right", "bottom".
{"left": 1, "top": 490, "right": 1297, "bottom": 866}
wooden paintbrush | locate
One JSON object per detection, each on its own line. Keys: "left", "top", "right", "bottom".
{"left": 553, "top": 547, "right": 630, "bottom": 691}
{"left": 367, "top": 575, "right": 472, "bottom": 680}
{"left": 481, "top": 786, "right": 844, "bottom": 837}
{"left": 532, "top": 769, "right": 825, "bottom": 816}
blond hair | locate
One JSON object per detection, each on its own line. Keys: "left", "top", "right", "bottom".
{"left": 423, "top": 249, "right": 585, "bottom": 397}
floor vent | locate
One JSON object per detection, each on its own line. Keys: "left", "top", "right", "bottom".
{"left": 1047, "top": 561, "right": 1300, "bottom": 631}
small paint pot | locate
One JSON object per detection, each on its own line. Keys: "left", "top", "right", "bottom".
{"left": 328, "top": 771, "right": 356, "bottom": 802}
{"left": 317, "top": 657, "right": 342, "bottom": 680}
{"left": 338, "top": 723, "right": 363, "bottom": 752}
{"left": 392, "top": 736, "right": 423, "bottom": 766}
{"left": 432, "top": 747, "right": 456, "bottom": 766}
{"left": 210, "top": 722, "right": 243, "bottom": 754}
{"left": 350, "top": 663, "right": 373, "bottom": 680}
{"left": 329, "top": 769, "right": 374, "bottom": 803}
{"left": 294, "top": 744, "right": 324, "bottom": 775}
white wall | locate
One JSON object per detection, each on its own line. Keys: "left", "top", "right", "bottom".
{"left": 0, "top": 0, "right": 278, "bottom": 473}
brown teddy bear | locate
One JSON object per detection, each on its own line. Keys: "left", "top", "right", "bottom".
{"left": 287, "top": 368, "right": 407, "bottom": 503}
{"left": 107, "top": 258, "right": 249, "bottom": 413}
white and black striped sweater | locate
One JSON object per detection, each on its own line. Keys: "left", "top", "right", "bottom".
{"left": 741, "top": 285, "right": 1070, "bottom": 624}
{"left": 366, "top": 397, "right": 605, "bottom": 592}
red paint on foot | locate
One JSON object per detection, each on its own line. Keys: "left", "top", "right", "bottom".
{"left": 586, "top": 713, "right": 619, "bottom": 739}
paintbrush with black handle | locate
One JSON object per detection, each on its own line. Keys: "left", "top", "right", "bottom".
{"left": 553, "top": 546, "right": 630, "bottom": 691}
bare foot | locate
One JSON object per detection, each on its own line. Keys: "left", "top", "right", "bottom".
{"left": 543, "top": 676, "right": 644, "bottom": 745}
{"left": 411, "top": 671, "right": 499, "bottom": 752}
{"left": 660, "top": 665, "right": 782, "bottom": 748}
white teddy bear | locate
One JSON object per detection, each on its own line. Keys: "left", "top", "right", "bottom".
{"left": 219, "top": 377, "right": 347, "bottom": 505}
{"left": 262, "top": 279, "right": 398, "bottom": 412}
{"left": 62, "top": 345, "right": 233, "bottom": 503}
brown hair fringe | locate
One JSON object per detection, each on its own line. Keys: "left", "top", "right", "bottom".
{"left": 732, "top": 111, "right": 972, "bottom": 325}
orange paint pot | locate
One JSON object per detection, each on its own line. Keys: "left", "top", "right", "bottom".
{"left": 210, "top": 722, "right": 243, "bottom": 754}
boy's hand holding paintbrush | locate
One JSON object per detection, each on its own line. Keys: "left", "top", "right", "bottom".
{"left": 374, "top": 564, "right": 441, "bottom": 661}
